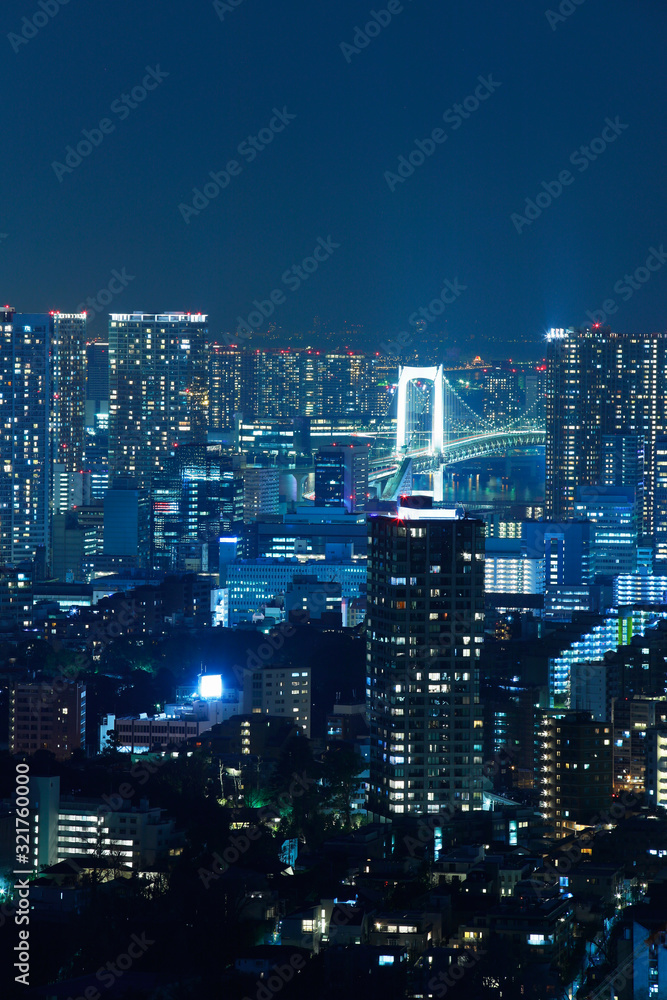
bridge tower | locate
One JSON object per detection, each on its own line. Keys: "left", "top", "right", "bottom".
{"left": 396, "top": 365, "right": 445, "bottom": 455}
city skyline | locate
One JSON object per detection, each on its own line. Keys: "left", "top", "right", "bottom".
{"left": 4, "top": 2, "right": 667, "bottom": 996}
{"left": 2, "top": 1, "right": 667, "bottom": 357}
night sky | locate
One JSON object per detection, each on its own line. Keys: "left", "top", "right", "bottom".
{"left": 2, "top": 0, "right": 666, "bottom": 357}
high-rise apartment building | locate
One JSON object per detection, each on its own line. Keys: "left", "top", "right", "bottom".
{"left": 546, "top": 327, "right": 667, "bottom": 534}
{"left": 256, "top": 349, "right": 301, "bottom": 418}
{"left": 299, "top": 351, "right": 324, "bottom": 416}
{"left": 0, "top": 308, "right": 51, "bottom": 562}
{"left": 108, "top": 313, "right": 208, "bottom": 493}
{"left": 545, "top": 327, "right": 609, "bottom": 521}
{"left": 367, "top": 498, "right": 485, "bottom": 816}
{"left": 207, "top": 347, "right": 397, "bottom": 422}
{"left": 209, "top": 344, "right": 257, "bottom": 428}
{"left": 654, "top": 437, "right": 667, "bottom": 569}
{"left": 482, "top": 367, "right": 522, "bottom": 426}
{"left": 52, "top": 312, "right": 88, "bottom": 514}
{"left": 321, "top": 353, "right": 365, "bottom": 416}
{"left": 538, "top": 711, "right": 613, "bottom": 838}
{"left": 0, "top": 308, "right": 85, "bottom": 564}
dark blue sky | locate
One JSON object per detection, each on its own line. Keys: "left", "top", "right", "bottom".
{"left": 2, "top": 0, "right": 665, "bottom": 357}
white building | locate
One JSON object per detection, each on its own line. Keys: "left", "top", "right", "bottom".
{"left": 24, "top": 776, "right": 182, "bottom": 872}
{"left": 243, "top": 666, "right": 311, "bottom": 738}
{"left": 646, "top": 728, "right": 667, "bottom": 807}
{"left": 100, "top": 691, "right": 242, "bottom": 752}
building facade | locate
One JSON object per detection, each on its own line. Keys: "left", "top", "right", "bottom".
{"left": 108, "top": 313, "right": 208, "bottom": 494}
{"left": 10, "top": 681, "right": 86, "bottom": 759}
{"left": 367, "top": 499, "right": 486, "bottom": 816}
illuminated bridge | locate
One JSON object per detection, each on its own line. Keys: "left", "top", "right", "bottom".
{"left": 367, "top": 364, "right": 545, "bottom": 498}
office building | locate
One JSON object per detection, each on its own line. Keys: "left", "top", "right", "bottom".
{"left": 103, "top": 478, "right": 149, "bottom": 569}
{"left": 484, "top": 538, "right": 544, "bottom": 594}
{"left": 315, "top": 445, "right": 369, "bottom": 512}
{"left": 284, "top": 574, "right": 342, "bottom": 625}
{"left": 574, "top": 484, "right": 638, "bottom": 577}
{"left": 86, "top": 340, "right": 109, "bottom": 402}
{"left": 245, "top": 507, "right": 367, "bottom": 561}
{"left": 243, "top": 467, "right": 280, "bottom": 521}
{"left": 224, "top": 558, "right": 366, "bottom": 626}
{"left": 523, "top": 520, "right": 594, "bottom": 587}
{"left": 9, "top": 681, "right": 86, "bottom": 759}
{"left": 367, "top": 498, "right": 485, "bottom": 816}
{"left": 108, "top": 312, "right": 208, "bottom": 494}
{"left": 51, "top": 510, "right": 98, "bottom": 583}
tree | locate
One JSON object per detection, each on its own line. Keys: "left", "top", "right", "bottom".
{"left": 322, "top": 743, "right": 364, "bottom": 829}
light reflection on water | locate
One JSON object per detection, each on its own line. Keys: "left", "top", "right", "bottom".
{"left": 419, "top": 455, "right": 545, "bottom": 506}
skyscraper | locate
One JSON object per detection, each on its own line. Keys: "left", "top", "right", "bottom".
{"left": 0, "top": 308, "right": 51, "bottom": 562}
{"left": 545, "top": 327, "right": 608, "bottom": 521}
{"left": 546, "top": 327, "right": 667, "bottom": 534}
{"left": 51, "top": 312, "right": 88, "bottom": 513}
{"left": 208, "top": 345, "right": 257, "bottom": 428}
{"left": 108, "top": 312, "right": 209, "bottom": 493}
{"left": 367, "top": 498, "right": 485, "bottom": 816}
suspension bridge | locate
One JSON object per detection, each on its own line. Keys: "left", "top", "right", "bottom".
{"left": 366, "top": 364, "right": 545, "bottom": 500}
